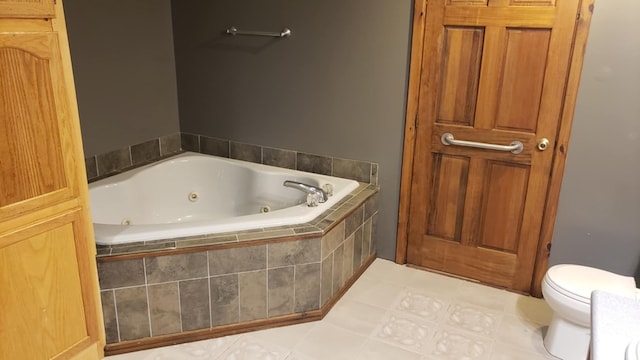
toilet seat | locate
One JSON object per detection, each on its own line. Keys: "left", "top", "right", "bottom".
{"left": 545, "top": 264, "right": 636, "bottom": 302}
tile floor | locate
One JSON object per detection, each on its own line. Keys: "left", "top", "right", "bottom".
{"left": 106, "top": 259, "right": 557, "bottom": 360}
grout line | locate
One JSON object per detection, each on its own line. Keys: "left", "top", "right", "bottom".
{"left": 111, "top": 289, "right": 122, "bottom": 343}
{"left": 237, "top": 272, "right": 241, "bottom": 323}
{"left": 177, "top": 281, "right": 184, "bottom": 333}
{"left": 266, "top": 268, "right": 270, "bottom": 319}
{"left": 207, "top": 250, "right": 212, "bottom": 328}
{"left": 143, "top": 259, "right": 153, "bottom": 337}
{"left": 292, "top": 264, "right": 297, "bottom": 314}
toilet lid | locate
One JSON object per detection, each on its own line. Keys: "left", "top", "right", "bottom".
{"left": 546, "top": 264, "right": 636, "bottom": 303}
{"left": 627, "top": 339, "right": 640, "bottom": 360}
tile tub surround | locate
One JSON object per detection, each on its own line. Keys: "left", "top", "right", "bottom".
{"left": 85, "top": 133, "right": 182, "bottom": 181}
{"left": 97, "top": 185, "right": 379, "bottom": 355}
{"left": 85, "top": 132, "right": 379, "bottom": 186}
{"left": 182, "top": 133, "right": 379, "bottom": 185}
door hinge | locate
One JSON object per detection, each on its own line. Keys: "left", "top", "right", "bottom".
{"left": 414, "top": 113, "right": 419, "bottom": 130}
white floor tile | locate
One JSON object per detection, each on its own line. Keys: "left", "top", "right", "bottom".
{"left": 495, "top": 314, "right": 549, "bottom": 355}
{"left": 355, "top": 339, "right": 423, "bottom": 360}
{"left": 490, "top": 342, "right": 554, "bottom": 360}
{"left": 503, "top": 292, "right": 553, "bottom": 326}
{"left": 392, "top": 287, "right": 449, "bottom": 323}
{"left": 429, "top": 327, "right": 494, "bottom": 360}
{"left": 359, "top": 259, "right": 410, "bottom": 284}
{"left": 250, "top": 322, "right": 316, "bottom": 350}
{"left": 404, "top": 267, "right": 468, "bottom": 295}
{"left": 443, "top": 302, "right": 503, "bottom": 338}
{"left": 341, "top": 275, "right": 404, "bottom": 309}
{"left": 323, "top": 298, "right": 386, "bottom": 336}
{"left": 106, "top": 336, "right": 240, "bottom": 360}
{"left": 283, "top": 351, "right": 318, "bottom": 360}
{"left": 293, "top": 322, "right": 367, "bottom": 360}
{"left": 454, "top": 281, "right": 511, "bottom": 312}
{"left": 372, "top": 310, "right": 437, "bottom": 355}
{"left": 216, "top": 335, "right": 291, "bottom": 360}
{"left": 105, "top": 259, "right": 553, "bottom": 360}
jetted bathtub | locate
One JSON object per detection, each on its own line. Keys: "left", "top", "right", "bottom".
{"left": 89, "top": 152, "right": 360, "bottom": 245}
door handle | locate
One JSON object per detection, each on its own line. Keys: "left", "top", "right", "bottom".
{"left": 537, "top": 138, "right": 550, "bottom": 151}
{"left": 441, "top": 133, "right": 523, "bottom": 154}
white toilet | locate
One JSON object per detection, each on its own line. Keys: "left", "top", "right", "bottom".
{"left": 542, "top": 264, "right": 637, "bottom": 360}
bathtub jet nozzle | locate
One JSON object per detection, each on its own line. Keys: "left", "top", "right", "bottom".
{"left": 283, "top": 180, "right": 328, "bottom": 206}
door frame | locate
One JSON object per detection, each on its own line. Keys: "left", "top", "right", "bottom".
{"left": 395, "top": 0, "right": 596, "bottom": 297}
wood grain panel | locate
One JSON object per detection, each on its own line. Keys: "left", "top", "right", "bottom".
{"left": 0, "top": 0, "right": 54, "bottom": 18}
{"left": 478, "top": 161, "right": 529, "bottom": 252}
{"left": 0, "top": 46, "right": 67, "bottom": 208}
{"left": 0, "top": 219, "right": 88, "bottom": 359}
{"left": 436, "top": 27, "right": 484, "bottom": 126}
{"left": 416, "top": 236, "right": 517, "bottom": 287}
{"left": 494, "top": 28, "right": 551, "bottom": 132}
{"left": 427, "top": 154, "right": 470, "bottom": 241}
{"left": 0, "top": 33, "right": 79, "bottom": 223}
{"left": 444, "top": 7, "right": 555, "bottom": 27}
{"left": 396, "top": 0, "right": 428, "bottom": 264}
{"left": 431, "top": 124, "right": 534, "bottom": 165}
{"left": 510, "top": 0, "right": 555, "bottom": 6}
{"left": 447, "top": 0, "right": 488, "bottom": 6}
{"left": 488, "top": 0, "right": 555, "bottom": 6}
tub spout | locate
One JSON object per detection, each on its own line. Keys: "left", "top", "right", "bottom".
{"left": 283, "top": 180, "right": 328, "bottom": 205}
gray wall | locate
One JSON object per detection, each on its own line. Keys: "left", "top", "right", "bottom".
{"left": 65, "top": 0, "right": 639, "bottom": 274}
{"left": 64, "top": 0, "right": 180, "bottom": 157}
{"left": 171, "top": 0, "right": 413, "bottom": 260}
{"left": 549, "top": 0, "right": 640, "bottom": 281}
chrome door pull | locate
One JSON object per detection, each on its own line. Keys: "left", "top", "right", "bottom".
{"left": 441, "top": 133, "right": 523, "bottom": 154}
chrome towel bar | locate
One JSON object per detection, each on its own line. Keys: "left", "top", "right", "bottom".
{"left": 441, "top": 133, "right": 523, "bottom": 154}
{"left": 225, "top": 26, "right": 292, "bottom": 38}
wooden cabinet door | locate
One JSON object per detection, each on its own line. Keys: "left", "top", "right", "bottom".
{"left": 0, "top": 0, "right": 54, "bottom": 18}
{"left": 404, "top": 0, "right": 586, "bottom": 292}
{"left": 1, "top": 210, "right": 100, "bottom": 358}
{"left": 0, "top": 32, "right": 79, "bottom": 223}
{"left": 0, "top": 3, "right": 104, "bottom": 359}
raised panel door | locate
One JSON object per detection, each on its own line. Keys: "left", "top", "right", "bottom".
{"left": 405, "top": 0, "right": 584, "bottom": 292}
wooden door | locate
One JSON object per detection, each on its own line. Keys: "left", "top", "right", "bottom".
{"left": 400, "top": 0, "right": 592, "bottom": 293}
{"left": 0, "top": 1, "right": 104, "bottom": 358}
{"left": 0, "top": 0, "right": 54, "bottom": 18}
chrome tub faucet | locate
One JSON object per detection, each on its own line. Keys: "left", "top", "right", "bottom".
{"left": 283, "top": 180, "right": 328, "bottom": 206}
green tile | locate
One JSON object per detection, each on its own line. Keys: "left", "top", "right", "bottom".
{"left": 115, "top": 286, "right": 150, "bottom": 341}
{"left": 98, "top": 259, "right": 145, "bottom": 289}
{"left": 149, "top": 282, "right": 181, "bottom": 336}
{"left": 145, "top": 252, "right": 208, "bottom": 283}
{"left": 210, "top": 274, "right": 239, "bottom": 326}
{"left": 268, "top": 238, "right": 321, "bottom": 268}
{"left": 239, "top": 270, "right": 267, "bottom": 322}
{"left": 209, "top": 245, "right": 266, "bottom": 276}
{"left": 268, "top": 267, "right": 294, "bottom": 317}
{"left": 179, "top": 278, "right": 211, "bottom": 331}
{"left": 101, "top": 290, "right": 118, "bottom": 343}
{"left": 295, "top": 263, "right": 321, "bottom": 313}
{"left": 320, "top": 254, "right": 333, "bottom": 307}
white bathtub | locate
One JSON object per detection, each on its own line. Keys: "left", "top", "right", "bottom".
{"left": 89, "top": 152, "right": 360, "bottom": 245}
